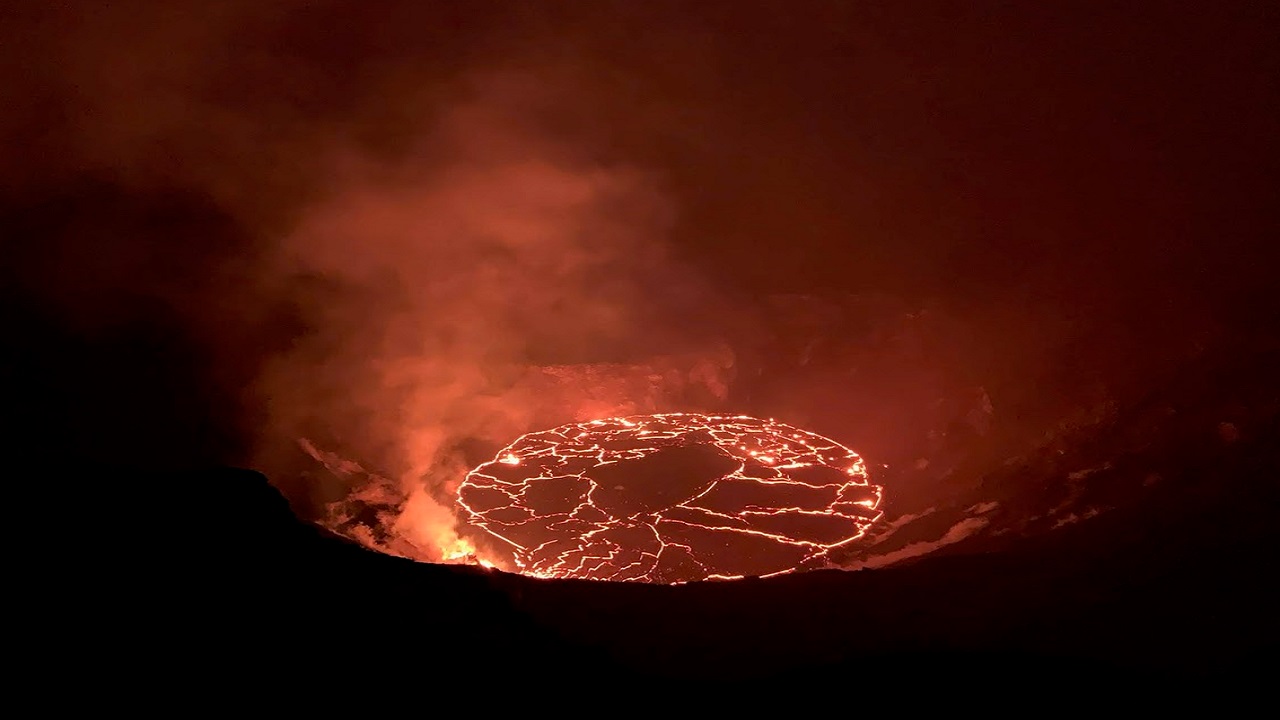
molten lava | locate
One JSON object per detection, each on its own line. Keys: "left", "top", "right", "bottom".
{"left": 458, "top": 413, "right": 884, "bottom": 583}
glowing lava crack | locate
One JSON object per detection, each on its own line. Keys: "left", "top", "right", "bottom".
{"left": 458, "top": 413, "right": 884, "bottom": 583}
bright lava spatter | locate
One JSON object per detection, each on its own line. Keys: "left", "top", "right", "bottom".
{"left": 458, "top": 413, "right": 884, "bottom": 583}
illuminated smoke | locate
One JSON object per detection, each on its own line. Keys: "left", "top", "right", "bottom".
{"left": 458, "top": 413, "right": 883, "bottom": 582}
{"left": 257, "top": 73, "right": 735, "bottom": 562}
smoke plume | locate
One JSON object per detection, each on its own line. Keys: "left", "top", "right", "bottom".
{"left": 257, "top": 72, "right": 734, "bottom": 560}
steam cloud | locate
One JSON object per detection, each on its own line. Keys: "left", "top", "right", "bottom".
{"left": 259, "top": 73, "right": 733, "bottom": 560}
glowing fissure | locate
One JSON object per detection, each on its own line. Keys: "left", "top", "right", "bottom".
{"left": 458, "top": 413, "right": 884, "bottom": 583}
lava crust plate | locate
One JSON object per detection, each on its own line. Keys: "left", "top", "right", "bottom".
{"left": 458, "top": 413, "right": 884, "bottom": 583}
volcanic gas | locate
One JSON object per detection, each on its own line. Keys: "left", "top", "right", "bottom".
{"left": 457, "top": 413, "right": 884, "bottom": 583}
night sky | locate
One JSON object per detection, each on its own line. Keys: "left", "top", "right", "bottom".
{"left": 4, "top": 1, "right": 1276, "bottom": 520}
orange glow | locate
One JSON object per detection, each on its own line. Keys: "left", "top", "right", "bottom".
{"left": 441, "top": 542, "right": 475, "bottom": 562}
{"left": 458, "top": 413, "right": 883, "bottom": 583}
{"left": 440, "top": 538, "right": 499, "bottom": 570}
